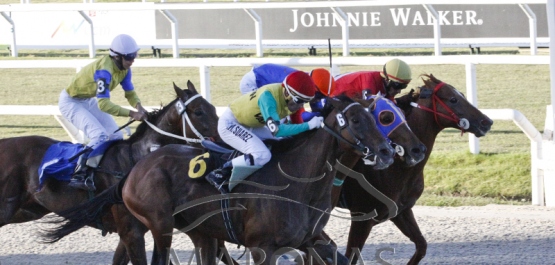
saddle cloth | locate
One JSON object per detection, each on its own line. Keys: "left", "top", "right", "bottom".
{"left": 37, "top": 140, "right": 116, "bottom": 188}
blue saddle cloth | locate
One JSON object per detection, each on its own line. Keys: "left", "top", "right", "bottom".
{"left": 37, "top": 140, "right": 117, "bottom": 188}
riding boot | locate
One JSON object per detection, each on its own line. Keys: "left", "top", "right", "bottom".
{"left": 205, "top": 161, "right": 233, "bottom": 194}
{"left": 69, "top": 151, "right": 96, "bottom": 191}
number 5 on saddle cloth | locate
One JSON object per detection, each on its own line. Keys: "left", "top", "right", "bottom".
{"left": 188, "top": 140, "right": 262, "bottom": 192}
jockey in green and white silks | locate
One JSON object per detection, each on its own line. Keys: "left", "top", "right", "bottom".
{"left": 206, "top": 71, "right": 324, "bottom": 193}
{"left": 58, "top": 34, "right": 147, "bottom": 148}
{"left": 58, "top": 34, "right": 148, "bottom": 190}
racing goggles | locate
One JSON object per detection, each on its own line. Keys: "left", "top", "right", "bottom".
{"left": 388, "top": 80, "right": 408, "bottom": 90}
{"left": 110, "top": 49, "right": 138, "bottom": 61}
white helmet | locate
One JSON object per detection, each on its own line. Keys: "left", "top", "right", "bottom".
{"left": 109, "top": 34, "right": 139, "bottom": 57}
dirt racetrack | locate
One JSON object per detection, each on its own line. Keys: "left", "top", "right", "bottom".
{"left": 0, "top": 204, "right": 554, "bottom": 265}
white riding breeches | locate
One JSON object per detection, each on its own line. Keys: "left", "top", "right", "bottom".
{"left": 218, "top": 108, "right": 274, "bottom": 167}
{"left": 239, "top": 69, "right": 258, "bottom": 95}
{"left": 58, "top": 89, "right": 123, "bottom": 147}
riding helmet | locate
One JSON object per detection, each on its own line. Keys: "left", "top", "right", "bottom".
{"left": 380, "top": 59, "right": 412, "bottom": 84}
{"left": 109, "top": 34, "right": 140, "bottom": 56}
{"left": 309, "top": 68, "right": 336, "bottom": 96}
{"left": 283, "top": 71, "right": 316, "bottom": 103}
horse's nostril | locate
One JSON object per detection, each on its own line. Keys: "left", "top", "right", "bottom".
{"left": 379, "top": 146, "right": 394, "bottom": 157}
{"left": 481, "top": 119, "right": 493, "bottom": 126}
{"left": 412, "top": 145, "right": 426, "bottom": 154}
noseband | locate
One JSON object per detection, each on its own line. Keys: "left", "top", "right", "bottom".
{"left": 409, "top": 82, "right": 469, "bottom": 132}
{"left": 144, "top": 94, "right": 207, "bottom": 143}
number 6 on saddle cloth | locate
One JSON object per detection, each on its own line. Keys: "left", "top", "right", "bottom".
{"left": 188, "top": 140, "right": 262, "bottom": 192}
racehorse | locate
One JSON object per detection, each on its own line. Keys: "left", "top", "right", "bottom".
{"left": 0, "top": 81, "right": 219, "bottom": 264}
{"left": 43, "top": 96, "right": 396, "bottom": 265}
{"left": 44, "top": 94, "right": 426, "bottom": 265}
{"left": 335, "top": 74, "right": 493, "bottom": 264}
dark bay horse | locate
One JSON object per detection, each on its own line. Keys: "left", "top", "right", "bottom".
{"left": 44, "top": 96, "right": 395, "bottom": 265}
{"left": 0, "top": 81, "right": 219, "bottom": 264}
{"left": 336, "top": 74, "right": 493, "bottom": 264}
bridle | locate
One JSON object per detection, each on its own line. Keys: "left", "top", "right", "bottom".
{"left": 144, "top": 94, "right": 207, "bottom": 144}
{"left": 409, "top": 82, "right": 470, "bottom": 133}
{"left": 322, "top": 102, "right": 374, "bottom": 161}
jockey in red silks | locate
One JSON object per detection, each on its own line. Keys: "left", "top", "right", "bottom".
{"left": 332, "top": 58, "right": 412, "bottom": 102}
{"left": 239, "top": 63, "right": 336, "bottom": 123}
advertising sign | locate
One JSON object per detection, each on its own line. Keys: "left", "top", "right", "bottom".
{"left": 155, "top": 4, "right": 548, "bottom": 40}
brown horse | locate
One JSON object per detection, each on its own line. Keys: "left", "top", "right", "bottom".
{"left": 334, "top": 74, "right": 493, "bottom": 264}
{"left": 44, "top": 95, "right": 426, "bottom": 265}
{"left": 0, "top": 81, "right": 219, "bottom": 264}
{"left": 43, "top": 96, "right": 396, "bottom": 265}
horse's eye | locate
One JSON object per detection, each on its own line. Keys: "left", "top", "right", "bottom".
{"left": 449, "top": 97, "right": 458, "bottom": 104}
{"left": 194, "top": 110, "right": 203, "bottom": 116}
{"left": 351, "top": 118, "right": 359, "bottom": 124}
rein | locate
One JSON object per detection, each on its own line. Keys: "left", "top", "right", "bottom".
{"left": 409, "top": 82, "right": 469, "bottom": 133}
{"left": 144, "top": 94, "right": 206, "bottom": 144}
{"left": 322, "top": 102, "right": 373, "bottom": 159}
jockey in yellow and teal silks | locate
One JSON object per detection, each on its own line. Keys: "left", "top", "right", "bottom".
{"left": 206, "top": 71, "right": 323, "bottom": 193}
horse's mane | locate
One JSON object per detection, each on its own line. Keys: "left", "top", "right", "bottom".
{"left": 395, "top": 74, "right": 441, "bottom": 116}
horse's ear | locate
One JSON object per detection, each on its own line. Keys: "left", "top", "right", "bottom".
{"left": 358, "top": 97, "right": 374, "bottom": 107}
{"left": 173, "top": 82, "right": 187, "bottom": 99}
{"left": 396, "top": 89, "right": 415, "bottom": 111}
{"left": 327, "top": 97, "right": 344, "bottom": 110}
{"left": 186, "top": 80, "right": 198, "bottom": 94}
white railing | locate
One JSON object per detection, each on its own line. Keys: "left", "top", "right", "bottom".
{"left": 0, "top": 0, "right": 549, "bottom": 57}
{"left": 0, "top": 55, "right": 552, "bottom": 205}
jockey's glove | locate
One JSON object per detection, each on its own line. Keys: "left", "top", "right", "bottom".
{"left": 307, "top": 116, "right": 324, "bottom": 130}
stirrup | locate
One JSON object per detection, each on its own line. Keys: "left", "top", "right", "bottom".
{"left": 68, "top": 177, "right": 96, "bottom": 191}
{"left": 206, "top": 171, "right": 229, "bottom": 194}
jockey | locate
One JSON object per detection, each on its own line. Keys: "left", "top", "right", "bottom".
{"left": 206, "top": 71, "right": 323, "bottom": 193}
{"left": 332, "top": 58, "right": 412, "bottom": 101}
{"left": 239, "top": 63, "right": 336, "bottom": 123}
{"left": 58, "top": 34, "right": 148, "bottom": 191}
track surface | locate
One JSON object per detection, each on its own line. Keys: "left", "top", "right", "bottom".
{"left": 0, "top": 205, "right": 554, "bottom": 265}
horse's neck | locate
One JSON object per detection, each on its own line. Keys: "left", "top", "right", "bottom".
{"left": 407, "top": 106, "right": 442, "bottom": 155}
{"left": 291, "top": 129, "right": 344, "bottom": 197}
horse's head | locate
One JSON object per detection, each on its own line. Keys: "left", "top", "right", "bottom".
{"left": 322, "top": 95, "right": 394, "bottom": 170}
{"left": 130, "top": 81, "right": 220, "bottom": 147}
{"left": 172, "top": 81, "right": 220, "bottom": 142}
{"left": 359, "top": 95, "right": 426, "bottom": 167}
{"left": 397, "top": 74, "right": 493, "bottom": 137}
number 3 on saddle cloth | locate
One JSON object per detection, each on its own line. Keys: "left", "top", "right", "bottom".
{"left": 37, "top": 141, "right": 116, "bottom": 191}
{"left": 188, "top": 140, "right": 262, "bottom": 192}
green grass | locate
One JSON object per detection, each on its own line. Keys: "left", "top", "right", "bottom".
{"left": 0, "top": 47, "right": 546, "bottom": 207}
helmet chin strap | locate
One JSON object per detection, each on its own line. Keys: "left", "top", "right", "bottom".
{"left": 111, "top": 56, "right": 125, "bottom": 70}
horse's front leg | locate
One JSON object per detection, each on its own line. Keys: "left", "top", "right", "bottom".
{"left": 299, "top": 231, "right": 348, "bottom": 265}
{"left": 112, "top": 240, "right": 130, "bottom": 265}
{"left": 187, "top": 230, "right": 220, "bottom": 265}
{"left": 390, "top": 208, "right": 427, "bottom": 265}
{"left": 345, "top": 218, "right": 376, "bottom": 264}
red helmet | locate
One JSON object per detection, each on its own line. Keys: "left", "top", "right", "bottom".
{"left": 283, "top": 71, "right": 316, "bottom": 103}
{"left": 310, "top": 68, "right": 336, "bottom": 96}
